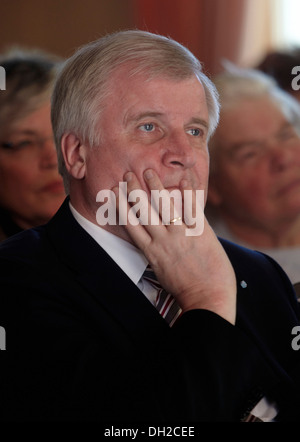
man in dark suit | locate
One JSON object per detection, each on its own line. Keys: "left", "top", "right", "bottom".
{"left": 0, "top": 30, "right": 300, "bottom": 422}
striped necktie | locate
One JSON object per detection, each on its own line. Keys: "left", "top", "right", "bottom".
{"left": 143, "top": 265, "right": 182, "bottom": 327}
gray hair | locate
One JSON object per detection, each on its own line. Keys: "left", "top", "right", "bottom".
{"left": 51, "top": 29, "right": 220, "bottom": 185}
{"left": 0, "top": 48, "right": 61, "bottom": 138}
{"left": 212, "top": 61, "right": 300, "bottom": 132}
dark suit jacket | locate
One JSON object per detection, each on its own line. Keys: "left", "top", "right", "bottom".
{"left": 0, "top": 198, "right": 300, "bottom": 422}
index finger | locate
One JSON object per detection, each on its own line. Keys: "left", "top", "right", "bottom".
{"left": 143, "top": 169, "right": 183, "bottom": 226}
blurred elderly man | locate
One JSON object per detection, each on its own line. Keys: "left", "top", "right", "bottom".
{"left": 207, "top": 66, "right": 300, "bottom": 291}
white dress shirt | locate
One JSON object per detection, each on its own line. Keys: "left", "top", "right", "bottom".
{"left": 69, "top": 202, "right": 157, "bottom": 305}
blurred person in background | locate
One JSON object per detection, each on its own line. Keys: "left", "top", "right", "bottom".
{"left": 0, "top": 49, "right": 65, "bottom": 241}
{"left": 207, "top": 65, "right": 300, "bottom": 294}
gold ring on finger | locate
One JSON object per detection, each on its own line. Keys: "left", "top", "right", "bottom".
{"left": 170, "top": 217, "right": 182, "bottom": 224}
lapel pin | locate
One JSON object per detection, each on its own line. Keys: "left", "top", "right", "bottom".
{"left": 240, "top": 280, "right": 247, "bottom": 289}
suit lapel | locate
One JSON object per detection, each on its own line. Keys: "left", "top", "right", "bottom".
{"left": 46, "top": 199, "right": 169, "bottom": 345}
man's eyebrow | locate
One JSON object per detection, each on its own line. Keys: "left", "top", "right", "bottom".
{"left": 124, "top": 111, "right": 164, "bottom": 126}
{"left": 124, "top": 112, "right": 209, "bottom": 130}
{"left": 188, "top": 117, "right": 209, "bottom": 130}
{"left": 277, "top": 121, "right": 297, "bottom": 132}
{"left": 226, "top": 140, "right": 260, "bottom": 157}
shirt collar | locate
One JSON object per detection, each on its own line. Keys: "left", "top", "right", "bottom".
{"left": 69, "top": 202, "right": 148, "bottom": 285}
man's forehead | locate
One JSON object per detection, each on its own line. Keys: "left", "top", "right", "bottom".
{"left": 108, "top": 62, "right": 201, "bottom": 87}
{"left": 124, "top": 88, "right": 208, "bottom": 124}
{"left": 102, "top": 68, "right": 209, "bottom": 130}
{"left": 108, "top": 69, "right": 204, "bottom": 101}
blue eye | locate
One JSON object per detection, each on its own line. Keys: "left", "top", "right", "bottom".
{"left": 140, "top": 123, "right": 155, "bottom": 132}
{"left": 188, "top": 128, "right": 201, "bottom": 136}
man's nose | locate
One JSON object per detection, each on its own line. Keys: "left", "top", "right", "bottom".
{"left": 162, "top": 131, "right": 197, "bottom": 170}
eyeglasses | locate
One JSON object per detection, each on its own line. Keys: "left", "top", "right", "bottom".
{"left": 0, "top": 135, "right": 55, "bottom": 159}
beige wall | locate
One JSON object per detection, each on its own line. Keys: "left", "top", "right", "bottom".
{"left": 0, "top": 0, "right": 135, "bottom": 58}
{"left": 0, "top": 0, "right": 278, "bottom": 75}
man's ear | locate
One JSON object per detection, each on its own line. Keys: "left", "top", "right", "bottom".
{"left": 61, "top": 133, "right": 87, "bottom": 180}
